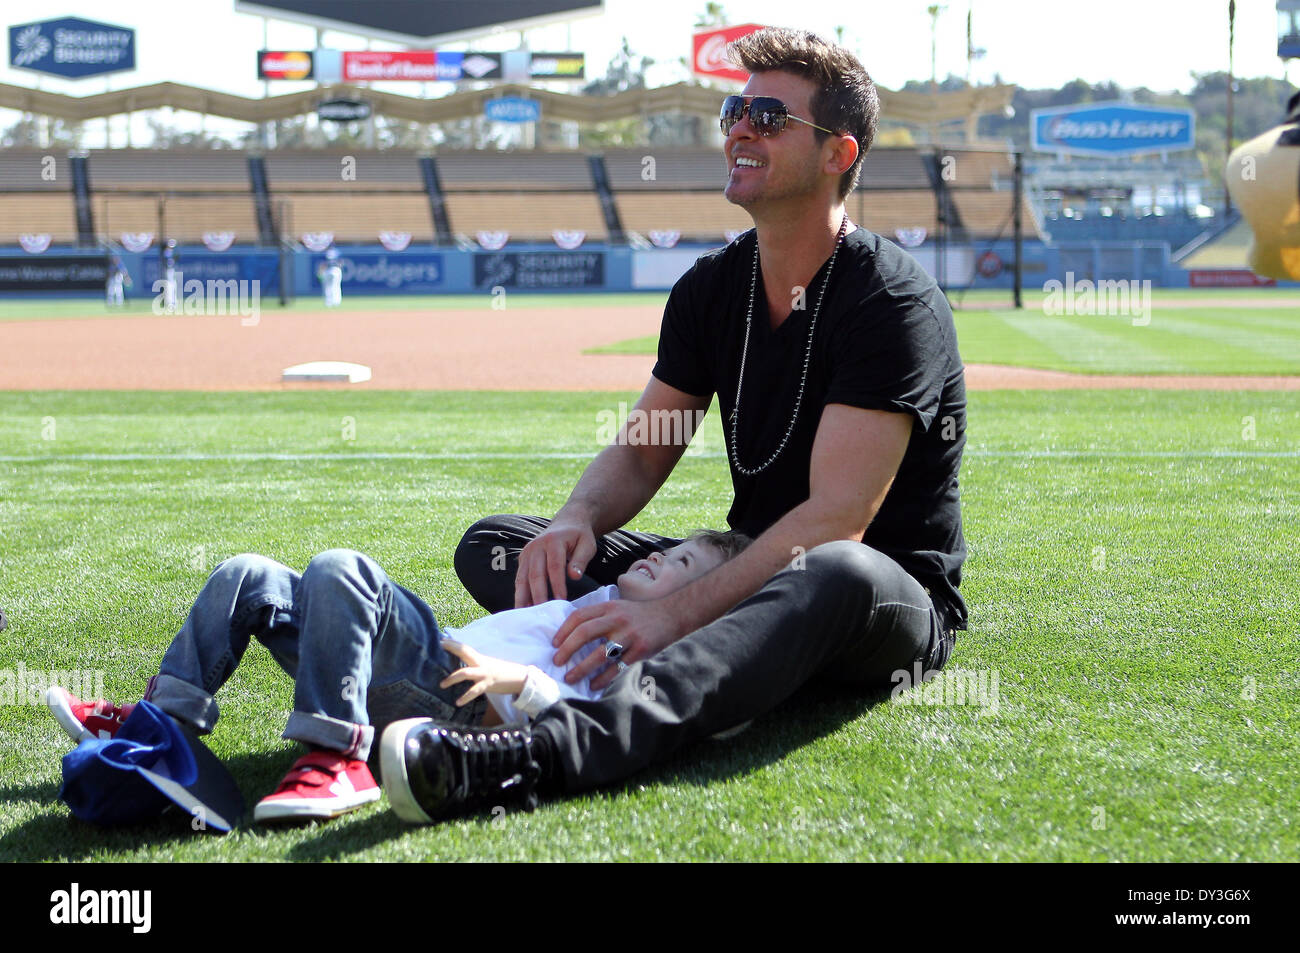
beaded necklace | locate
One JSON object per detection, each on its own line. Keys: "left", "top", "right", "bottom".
{"left": 728, "top": 215, "right": 850, "bottom": 476}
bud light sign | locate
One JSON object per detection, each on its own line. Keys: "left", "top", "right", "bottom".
{"left": 484, "top": 97, "right": 541, "bottom": 123}
{"left": 9, "top": 17, "right": 136, "bottom": 79}
{"left": 1031, "top": 101, "right": 1194, "bottom": 157}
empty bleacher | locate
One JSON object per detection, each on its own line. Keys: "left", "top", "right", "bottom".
{"left": 87, "top": 149, "right": 250, "bottom": 191}
{"left": 852, "top": 190, "right": 940, "bottom": 237}
{"left": 0, "top": 193, "right": 79, "bottom": 243}
{"left": 604, "top": 147, "right": 726, "bottom": 190}
{"left": 263, "top": 150, "right": 430, "bottom": 242}
{"left": 0, "top": 150, "right": 78, "bottom": 244}
{"left": 938, "top": 149, "right": 1013, "bottom": 190}
{"left": 0, "top": 149, "right": 73, "bottom": 190}
{"left": 857, "top": 148, "right": 933, "bottom": 189}
{"left": 433, "top": 150, "right": 600, "bottom": 241}
{"left": 609, "top": 191, "right": 750, "bottom": 239}
{"left": 264, "top": 151, "right": 425, "bottom": 191}
{"left": 436, "top": 151, "right": 594, "bottom": 191}
{"left": 443, "top": 192, "right": 606, "bottom": 242}
{"left": 276, "top": 193, "right": 434, "bottom": 242}
{"left": 950, "top": 190, "right": 1038, "bottom": 239}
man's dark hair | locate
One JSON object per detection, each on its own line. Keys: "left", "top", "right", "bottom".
{"left": 687, "top": 528, "right": 754, "bottom": 562}
{"left": 727, "top": 27, "right": 880, "bottom": 201}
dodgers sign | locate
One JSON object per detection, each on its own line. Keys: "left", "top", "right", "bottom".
{"left": 9, "top": 17, "right": 136, "bottom": 79}
{"left": 1031, "top": 101, "right": 1195, "bottom": 157}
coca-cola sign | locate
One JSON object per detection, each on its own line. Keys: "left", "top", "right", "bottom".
{"left": 691, "top": 23, "right": 765, "bottom": 82}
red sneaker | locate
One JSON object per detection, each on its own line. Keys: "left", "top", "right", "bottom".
{"left": 254, "top": 750, "right": 381, "bottom": 823}
{"left": 45, "top": 686, "right": 136, "bottom": 743}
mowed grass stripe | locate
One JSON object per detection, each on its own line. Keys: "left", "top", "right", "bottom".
{"left": 997, "top": 312, "right": 1184, "bottom": 373}
{"left": 1144, "top": 310, "right": 1300, "bottom": 364}
{"left": 590, "top": 304, "right": 1300, "bottom": 376}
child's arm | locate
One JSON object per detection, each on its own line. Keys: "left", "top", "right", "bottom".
{"left": 440, "top": 640, "right": 561, "bottom": 718}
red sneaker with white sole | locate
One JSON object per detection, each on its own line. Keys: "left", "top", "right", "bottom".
{"left": 254, "top": 750, "right": 381, "bottom": 823}
{"left": 45, "top": 686, "right": 137, "bottom": 743}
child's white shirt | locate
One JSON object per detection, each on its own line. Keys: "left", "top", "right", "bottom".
{"left": 445, "top": 585, "right": 618, "bottom": 723}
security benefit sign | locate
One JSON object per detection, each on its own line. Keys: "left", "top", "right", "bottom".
{"left": 9, "top": 17, "right": 136, "bottom": 79}
{"left": 0, "top": 256, "right": 108, "bottom": 291}
{"left": 1031, "top": 101, "right": 1195, "bottom": 157}
{"left": 474, "top": 251, "right": 604, "bottom": 289}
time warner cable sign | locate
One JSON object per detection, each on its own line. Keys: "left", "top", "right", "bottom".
{"left": 1031, "top": 101, "right": 1195, "bottom": 157}
{"left": 9, "top": 17, "right": 136, "bottom": 79}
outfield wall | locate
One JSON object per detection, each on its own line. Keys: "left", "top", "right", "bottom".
{"left": 1, "top": 240, "right": 1296, "bottom": 300}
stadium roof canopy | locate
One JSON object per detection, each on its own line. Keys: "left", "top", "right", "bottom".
{"left": 233, "top": 0, "right": 605, "bottom": 45}
{"left": 0, "top": 79, "right": 1015, "bottom": 128}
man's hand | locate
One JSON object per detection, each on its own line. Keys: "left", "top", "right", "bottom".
{"left": 552, "top": 598, "right": 684, "bottom": 691}
{"left": 440, "top": 640, "right": 529, "bottom": 706}
{"left": 514, "top": 519, "right": 598, "bottom": 608}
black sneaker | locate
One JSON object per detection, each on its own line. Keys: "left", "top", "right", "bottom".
{"left": 379, "top": 718, "right": 545, "bottom": 824}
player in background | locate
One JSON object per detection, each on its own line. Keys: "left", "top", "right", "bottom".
{"left": 105, "top": 254, "right": 131, "bottom": 308}
{"left": 318, "top": 244, "right": 343, "bottom": 308}
{"left": 161, "top": 239, "right": 179, "bottom": 314}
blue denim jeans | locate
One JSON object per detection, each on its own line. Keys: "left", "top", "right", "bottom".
{"left": 146, "top": 550, "right": 484, "bottom": 761}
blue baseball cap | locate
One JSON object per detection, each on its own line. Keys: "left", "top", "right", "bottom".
{"left": 59, "top": 700, "right": 244, "bottom": 833}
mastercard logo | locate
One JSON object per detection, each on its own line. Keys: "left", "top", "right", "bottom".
{"left": 261, "top": 51, "right": 312, "bottom": 80}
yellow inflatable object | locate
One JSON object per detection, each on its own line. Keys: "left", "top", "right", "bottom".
{"left": 1226, "top": 93, "right": 1300, "bottom": 280}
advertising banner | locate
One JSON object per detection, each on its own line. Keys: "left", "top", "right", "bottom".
{"left": 318, "top": 98, "right": 371, "bottom": 121}
{"left": 691, "top": 24, "right": 765, "bottom": 81}
{"left": 1031, "top": 101, "right": 1196, "bottom": 157}
{"left": 0, "top": 255, "right": 108, "bottom": 291}
{"left": 343, "top": 50, "right": 437, "bottom": 81}
{"left": 9, "top": 17, "right": 135, "bottom": 79}
{"left": 484, "top": 97, "right": 541, "bottom": 122}
{"left": 141, "top": 253, "right": 280, "bottom": 289}
{"left": 528, "top": 52, "right": 584, "bottom": 79}
{"left": 258, "top": 50, "right": 313, "bottom": 80}
{"left": 473, "top": 251, "right": 604, "bottom": 289}
{"left": 317, "top": 252, "right": 444, "bottom": 292}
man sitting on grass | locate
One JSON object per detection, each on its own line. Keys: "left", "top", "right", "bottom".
{"left": 45, "top": 530, "right": 748, "bottom": 826}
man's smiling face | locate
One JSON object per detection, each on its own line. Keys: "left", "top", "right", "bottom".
{"left": 723, "top": 70, "right": 829, "bottom": 210}
{"left": 616, "top": 539, "right": 725, "bottom": 601}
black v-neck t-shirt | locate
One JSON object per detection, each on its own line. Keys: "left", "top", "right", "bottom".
{"left": 652, "top": 226, "right": 968, "bottom": 631}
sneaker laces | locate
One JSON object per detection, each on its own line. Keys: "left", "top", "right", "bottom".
{"left": 451, "top": 729, "right": 541, "bottom": 812}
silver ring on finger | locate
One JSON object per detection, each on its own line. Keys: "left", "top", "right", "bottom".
{"left": 605, "top": 641, "right": 625, "bottom": 661}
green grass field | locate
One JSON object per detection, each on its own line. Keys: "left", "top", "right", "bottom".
{"left": 584, "top": 292, "right": 1300, "bottom": 377}
{"left": 1, "top": 388, "right": 1297, "bottom": 861}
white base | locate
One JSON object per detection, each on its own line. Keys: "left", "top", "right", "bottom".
{"left": 282, "top": 361, "right": 372, "bottom": 383}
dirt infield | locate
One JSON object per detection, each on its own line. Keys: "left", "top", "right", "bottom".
{"left": 1, "top": 305, "right": 1297, "bottom": 390}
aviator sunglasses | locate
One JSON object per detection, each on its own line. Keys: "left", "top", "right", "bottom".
{"left": 719, "top": 95, "right": 838, "bottom": 137}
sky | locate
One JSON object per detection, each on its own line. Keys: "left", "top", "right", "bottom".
{"left": 2, "top": 0, "right": 1296, "bottom": 144}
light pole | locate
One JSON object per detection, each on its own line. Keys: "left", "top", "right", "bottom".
{"left": 1226, "top": 0, "right": 1236, "bottom": 216}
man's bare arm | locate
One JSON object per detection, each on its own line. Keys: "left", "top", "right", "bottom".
{"left": 555, "top": 403, "right": 914, "bottom": 687}
{"left": 514, "top": 376, "right": 710, "bottom": 607}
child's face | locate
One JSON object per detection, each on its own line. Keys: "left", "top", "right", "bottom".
{"left": 616, "top": 540, "right": 726, "bottom": 601}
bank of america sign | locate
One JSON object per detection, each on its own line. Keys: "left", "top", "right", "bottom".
{"left": 1031, "top": 101, "right": 1195, "bottom": 157}
{"left": 8, "top": 17, "right": 136, "bottom": 79}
